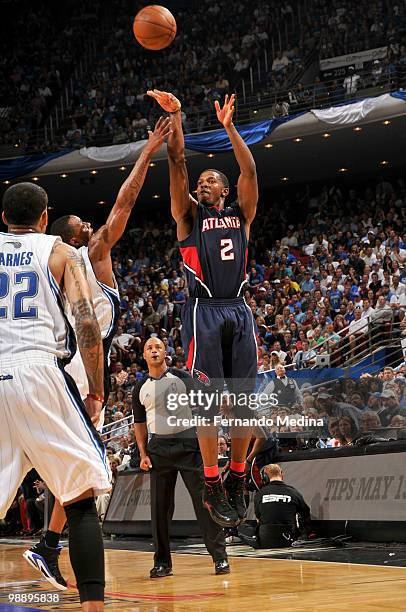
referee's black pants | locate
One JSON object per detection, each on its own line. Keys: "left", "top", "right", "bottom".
{"left": 148, "top": 432, "right": 227, "bottom": 568}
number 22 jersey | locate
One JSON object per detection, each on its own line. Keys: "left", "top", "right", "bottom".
{"left": 0, "top": 232, "right": 74, "bottom": 363}
{"left": 179, "top": 202, "right": 248, "bottom": 299}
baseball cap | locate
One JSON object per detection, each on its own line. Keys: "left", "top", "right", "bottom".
{"left": 317, "top": 392, "right": 332, "bottom": 400}
{"left": 174, "top": 317, "right": 181, "bottom": 321}
{"left": 381, "top": 390, "right": 397, "bottom": 399}
{"left": 259, "top": 287, "right": 267, "bottom": 292}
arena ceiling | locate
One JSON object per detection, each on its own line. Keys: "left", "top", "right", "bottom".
{"left": 1, "top": 113, "right": 406, "bottom": 224}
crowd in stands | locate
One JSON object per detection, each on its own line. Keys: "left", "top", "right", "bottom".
{"left": 2, "top": 0, "right": 406, "bottom": 149}
{"left": 309, "top": 0, "right": 405, "bottom": 59}
{"left": 59, "top": 0, "right": 296, "bottom": 147}
{"left": 0, "top": 0, "right": 101, "bottom": 148}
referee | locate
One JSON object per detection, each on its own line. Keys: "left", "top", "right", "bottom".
{"left": 132, "top": 338, "right": 229, "bottom": 578}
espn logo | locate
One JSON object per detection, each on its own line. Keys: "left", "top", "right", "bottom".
{"left": 262, "top": 494, "right": 292, "bottom": 503}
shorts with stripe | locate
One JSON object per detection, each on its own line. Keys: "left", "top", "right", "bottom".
{"left": 0, "top": 351, "right": 111, "bottom": 518}
{"left": 64, "top": 335, "right": 115, "bottom": 432}
{"left": 181, "top": 297, "right": 258, "bottom": 417}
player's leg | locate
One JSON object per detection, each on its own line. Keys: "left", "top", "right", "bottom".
{"left": 224, "top": 300, "right": 258, "bottom": 521}
{"left": 178, "top": 438, "right": 230, "bottom": 574}
{"left": 15, "top": 363, "right": 111, "bottom": 610}
{"left": 63, "top": 489, "right": 104, "bottom": 612}
{"left": 25, "top": 358, "right": 104, "bottom": 590}
{"left": 24, "top": 500, "right": 68, "bottom": 589}
{"left": 0, "top": 378, "right": 32, "bottom": 522}
{"left": 182, "top": 298, "right": 239, "bottom": 526}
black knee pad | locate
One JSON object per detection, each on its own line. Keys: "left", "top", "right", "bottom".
{"left": 65, "top": 497, "right": 104, "bottom": 603}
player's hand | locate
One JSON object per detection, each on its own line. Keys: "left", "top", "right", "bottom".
{"left": 147, "top": 89, "right": 181, "bottom": 113}
{"left": 84, "top": 396, "right": 103, "bottom": 426}
{"left": 140, "top": 455, "right": 152, "bottom": 471}
{"left": 215, "top": 94, "right": 235, "bottom": 128}
{"left": 145, "top": 116, "right": 173, "bottom": 154}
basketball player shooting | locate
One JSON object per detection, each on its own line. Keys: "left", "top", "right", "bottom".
{"left": 148, "top": 90, "right": 258, "bottom": 528}
{"left": 23, "top": 116, "right": 172, "bottom": 590}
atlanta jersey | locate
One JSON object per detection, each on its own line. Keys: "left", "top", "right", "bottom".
{"left": 179, "top": 202, "right": 248, "bottom": 299}
{"left": 0, "top": 232, "right": 75, "bottom": 363}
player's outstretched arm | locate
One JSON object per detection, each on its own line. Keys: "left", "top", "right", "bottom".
{"left": 215, "top": 94, "right": 258, "bottom": 229}
{"left": 50, "top": 241, "right": 104, "bottom": 422}
{"left": 88, "top": 117, "right": 172, "bottom": 281}
{"left": 147, "top": 89, "right": 196, "bottom": 241}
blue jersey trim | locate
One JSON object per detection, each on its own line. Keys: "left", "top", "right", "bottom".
{"left": 62, "top": 374, "right": 109, "bottom": 475}
{"left": 47, "top": 267, "right": 76, "bottom": 362}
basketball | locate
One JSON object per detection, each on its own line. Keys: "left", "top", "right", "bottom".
{"left": 133, "top": 5, "right": 177, "bottom": 51}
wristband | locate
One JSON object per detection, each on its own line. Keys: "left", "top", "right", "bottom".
{"left": 87, "top": 393, "right": 104, "bottom": 403}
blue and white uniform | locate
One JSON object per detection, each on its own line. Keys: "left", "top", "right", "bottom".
{"left": 65, "top": 246, "right": 120, "bottom": 429}
{"left": 0, "top": 232, "right": 111, "bottom": 517}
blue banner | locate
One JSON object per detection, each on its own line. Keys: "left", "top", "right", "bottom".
{"left": 0, "top": 150, "right": 71, "bottom": 181}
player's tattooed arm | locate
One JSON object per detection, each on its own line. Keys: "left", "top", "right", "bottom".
{"left": 89, "top": 117, "right": 172, "bottom": 261}
{"left": 62, "top": 246, "right": 104, "bottom": 397}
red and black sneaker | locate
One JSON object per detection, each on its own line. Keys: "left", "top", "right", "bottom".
{"left": 224, "top": 472, "right": 247, "bottom": 522}
{"left": 203, "top": 479, "right": 239, "bottom": 528}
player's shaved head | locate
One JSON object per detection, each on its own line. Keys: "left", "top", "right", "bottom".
{"left": 50, "top": 215, "right": 93, "bottom": 247}
{"left": 50, "top": 215, "right": 77, "bottom": 243}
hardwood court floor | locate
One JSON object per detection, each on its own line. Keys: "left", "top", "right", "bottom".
{"left": 1, "top": 544, "right": 406, "bottom": 611}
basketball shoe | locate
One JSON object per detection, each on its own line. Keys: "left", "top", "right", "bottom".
{"left": 224, "top": 472, "right": 247, "bottom": 522}
{"left": 203, "top": 479, "right": 239, "bottom": 527}
{"left": 23, "top": 538, "right": 67, "bottom": 590}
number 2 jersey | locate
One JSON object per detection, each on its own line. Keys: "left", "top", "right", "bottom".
{"left": 179, "top": 202, "right": 248, "bottom": 299}
{"left": 0, "top": 232, "right": 75, "bottom": 363}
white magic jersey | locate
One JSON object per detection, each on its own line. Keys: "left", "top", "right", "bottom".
{"left": 67, "top": 246, "right": 119, "bottom": 340}
{"left": 66, "top": 245, "right": 120, "bottom": 409}
{"left": 0, "top": 232, "right": 74, "bottom": 363}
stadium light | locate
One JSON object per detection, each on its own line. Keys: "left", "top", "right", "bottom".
{"left": 281, "top": 177, "right": 289, "bottom": 182}
{"left": 3, "top": 180, "right": 10, "bottom": 185}
{"left": 322, "top": 133, "right": 331, "bottom": 138}
{"left": 382, "top": 120, "right": 391, "bottom": 125}
{"left": 90, "top": 170, "right": 98, "bottom": 175}
{"left": 153, "top": 194, "right": 160, "bottom": 199}
{"left": 207, "top": 153, "right": 215, "bottom": 158}
{"left": 149, "top": 162, "right": 156, "bottom": 167}
{"left": 60, "top": 174, "right": 68, "bottom": 178}
{"left": 353, "top": 127, "right": 362, "bottom": 132}
{"left": 264, "top": 143, "right": 273, "bottom": 148}
{"left": 119, "top": 166, "right": 126, "bottom": 171}
{"left": 338, "top": 168, "right": 348, "bottom": 173}
{"left": 31, "top": 177, "right": 39, "bottom": 181}
{"left": 380, "top": 160, "right": 389, "bottom": 166}
{"left": 293, "top": 137, "right": 302, "bottom": 142}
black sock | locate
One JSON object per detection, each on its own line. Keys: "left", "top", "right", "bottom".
{"left": 64, "top": 497, "right": 104, "bottom": 603}
{"left": 44, "top": 530, "right": 61, "bottom": 549}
